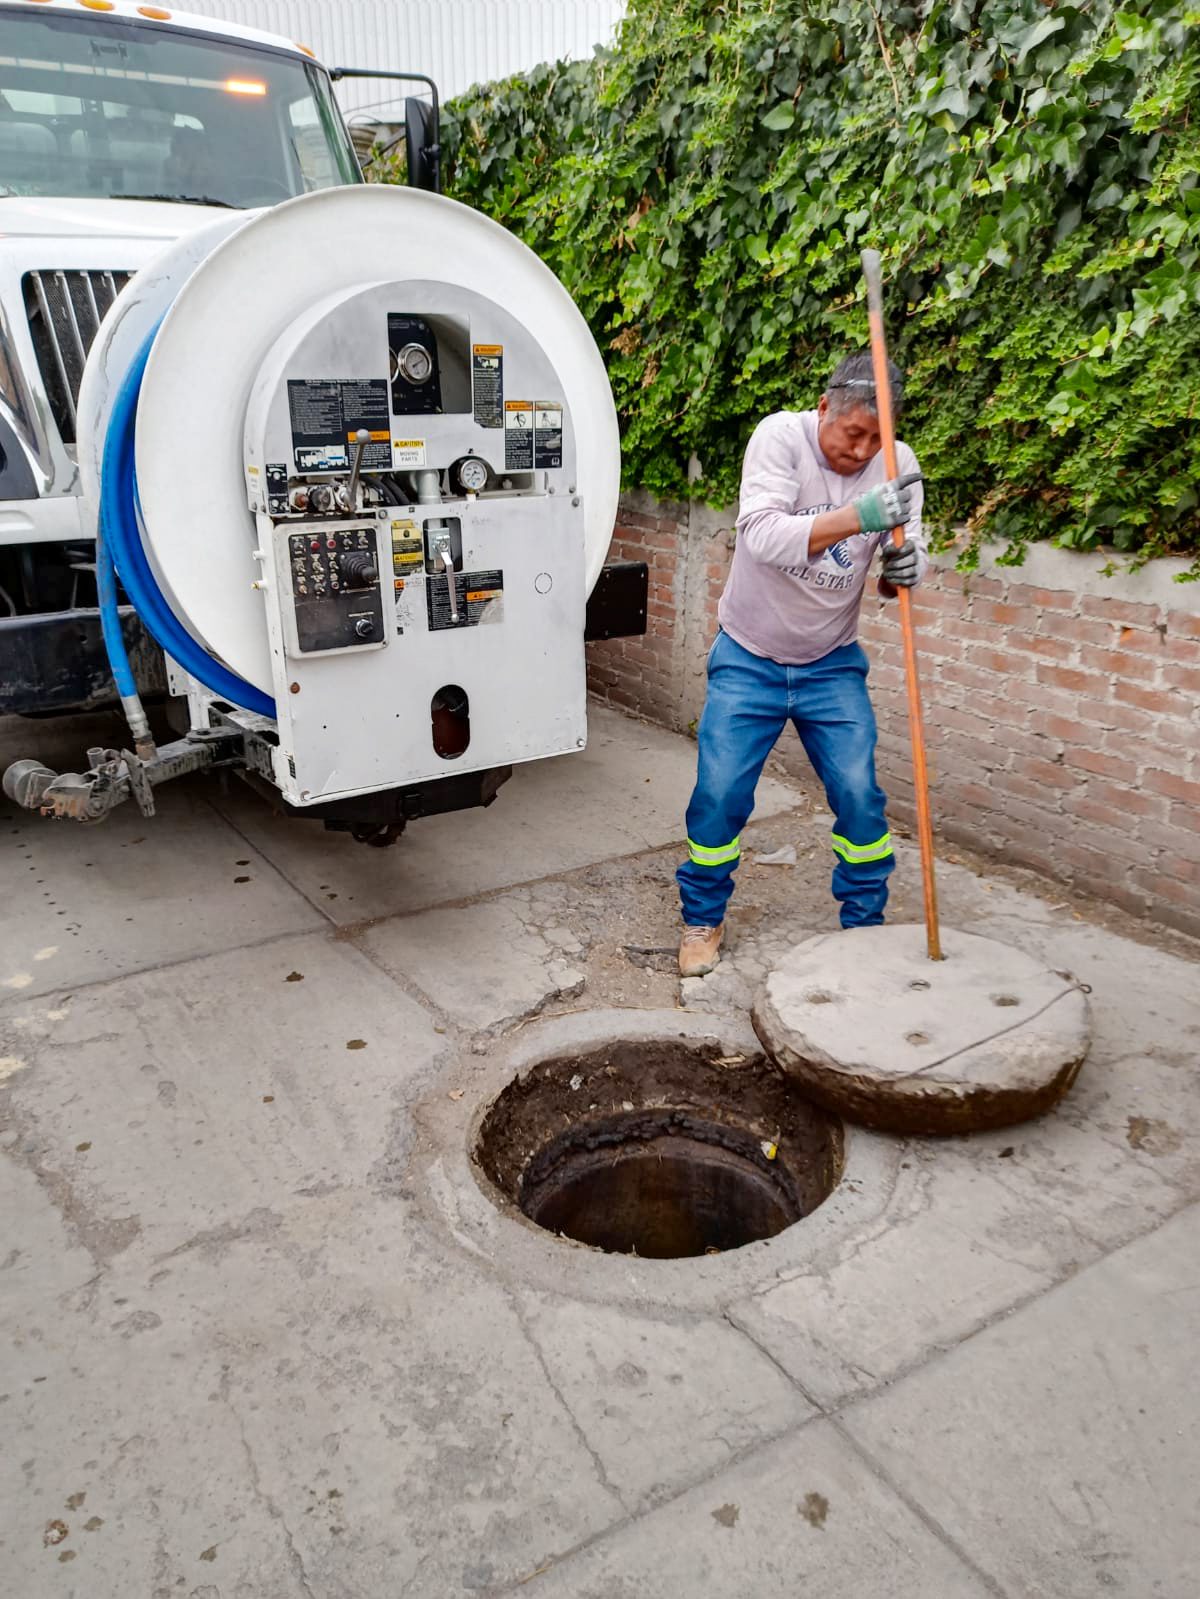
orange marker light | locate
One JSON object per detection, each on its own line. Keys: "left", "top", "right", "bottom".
{"left": 295, "top": 42, "right": 317, "bottom": 58}
{"left": 79, "top": 0, "right": 116, "bottom": 11}
{"left": 224, "top": 78, "right": 268, "bottom": 97}
{"left": 138, "top": 5, "right": 173, "bottom": 17}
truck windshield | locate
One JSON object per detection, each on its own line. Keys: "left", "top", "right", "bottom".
{"left": 0, "top": 11, "right": 360, "bottom": 208}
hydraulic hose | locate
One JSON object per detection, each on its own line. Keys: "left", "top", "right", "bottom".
{"left": 95, "top": 502, "right": 154, "bottom": 757}
{"left": 100, "top": 326, "right": 276, "bottom": 721}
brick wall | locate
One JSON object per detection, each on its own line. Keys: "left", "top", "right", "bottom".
{"left": 588, "top": 493, "right": 1200, "bottom": 939}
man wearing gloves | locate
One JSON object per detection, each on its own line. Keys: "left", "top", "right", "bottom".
{"left": 677, "top": 351, "right": 926, "bottom": 977}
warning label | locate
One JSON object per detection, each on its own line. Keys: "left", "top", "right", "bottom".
{"left": 391, "top": 519, "right": 424, "bottom": 570}
{"left": 534, "top": 401, "right": 563, "bottom": 469}
{"left": 392, "top": 438, "right": 427, "bottom": 469}
{"left": 288, "top": 378, "right": 390, "bottom": 472}
{"left": 504, "top": 400, "right": 533, "bottom": 470}
{"left": 472, "top": 344, "right": 503, "bottom": 428}
{"left": 427, "top": 567, "right": 505, "bottom": 632}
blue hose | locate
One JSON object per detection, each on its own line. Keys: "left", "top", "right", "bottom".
{"left": 99, "top": 326, "right": 276, "bottom": 720}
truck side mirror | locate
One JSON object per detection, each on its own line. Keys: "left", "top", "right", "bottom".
{"left": 405, "top": 97, "right": 439, "bottom": 193}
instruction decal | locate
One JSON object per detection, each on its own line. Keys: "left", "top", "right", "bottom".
{"left": 504, "top": 400, "right": 534, "bottom": 470}
{"left": 534, "top": 401, "right": 563, "bottom": 469}
{"left": 472, "top": 344, "right": 503, "bottom": 428}
{"left": 287, "top": 378, "right": 390, "bottom": 472}
{"left": 427, "top": 568, "right": 505, "bottom": 632}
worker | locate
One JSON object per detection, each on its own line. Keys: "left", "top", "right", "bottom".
{"left": 677, "top": 351, "right": 926, "bottom": 978}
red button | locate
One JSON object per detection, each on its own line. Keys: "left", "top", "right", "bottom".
{"left": 310, "top": 539, "right": 320, "bottom": 551}
{"left": 326, "top": 538, "right": 336, "bottom": 549}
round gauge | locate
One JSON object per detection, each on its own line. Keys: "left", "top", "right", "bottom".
{"left": 456, "top": 456, "right": 489, "bottom": 493}
{"left": 393, "top": 341, "right": 433, "bottom": 385}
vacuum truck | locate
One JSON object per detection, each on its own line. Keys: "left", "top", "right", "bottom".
{"left": 0, "top": 0, "right": 644, "bottom": 844}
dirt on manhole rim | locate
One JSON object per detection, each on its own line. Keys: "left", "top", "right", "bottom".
{"left": 473, "top": 1038, "right": 844, "bottom": 1260}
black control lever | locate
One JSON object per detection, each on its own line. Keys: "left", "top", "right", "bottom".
{"left": 338, "top": 550, "right": 378, "bottom": 587}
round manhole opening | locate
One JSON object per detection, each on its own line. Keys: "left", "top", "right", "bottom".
{"left": 474, "top": 1039, "right": 843, "bottom": 1259}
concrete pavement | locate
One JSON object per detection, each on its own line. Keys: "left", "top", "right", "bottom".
{"left": 2, "top": 704, "right": 1198, "bottom": 1597}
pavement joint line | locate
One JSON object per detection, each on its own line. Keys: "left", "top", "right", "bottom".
{"left": 490, "top": 1406, "right": 831, "bottom": 1595}
{"left": 825, "top": 1191, "right": 1200, "bottom": 1421}
{"left": 825, "top": 1412, "right": 1014, "bottom": 1599}
{"left": 722, "top": 1299, "right": 1015, "bottom": 1597}
{"left": 0, "top": 922, "right": 335, "bottom": 1019}
{"left": 202, "top": 792, "right": 343, "bottom": 929}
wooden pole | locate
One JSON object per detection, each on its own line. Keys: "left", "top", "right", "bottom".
{"left": 860, "top": 248, "right": 943, "bottom": 961}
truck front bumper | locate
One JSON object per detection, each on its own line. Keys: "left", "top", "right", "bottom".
{"left": 0, "top": 607, "right": 165, "bottom": 716}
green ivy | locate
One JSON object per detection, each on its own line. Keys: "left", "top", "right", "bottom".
{"left": 378, "top": 1, "right": 1200, "bottom": 573}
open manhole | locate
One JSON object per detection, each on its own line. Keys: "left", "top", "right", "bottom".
{"left": 474, "top": 1039, "right": 843, "bottom": 1259}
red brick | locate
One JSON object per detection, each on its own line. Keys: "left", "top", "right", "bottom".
{"left": 1012, "top": 754, "right": 1078, "bottom": 790}
{"left": 1144, "top": 769, "right": 1200, "bottom": 804}
{"left": 1035, "top": 663, "right": 1106, "bottom": 695}
{"left": 1136, "top": 822, "right": 1200, "bottom": 865}
{"left": 1165, "top": 636, "right": 1200, "bottom": 665}
{"left": 1113, "top": 680, "right": 1170, "bottom": 715}
{"left": 1063, "top": 747, "right": 1138, "bottom": 785}
{"left": 1080, "top": 596, "right": 1162, "bottom": 626}
{"left": 1163, "top": 663, "right": 1200, "bottom": 695}
{"left": 1006, "top": 582, "right": 1073, "bottom": 610}
{"left": 1085, "top": 649, "right": 1159, "bottom": 683}
{"left": 619, "top": 511, "right": 658, "bottom": 533}
{"left": 1167, "top": 608, "right": 1200, "bottom": 640}
{"left": 962, "top": 574, "right": 1006, "bottom": 598}
{"left": 1028, "top": 711, "right": 1089, "bottom": 745}
{"left": 937, "top": 663, "right": 1003, "bottom": 696}
{"left": 1171, "top": 803, "right": 1200, "bottom": 834}
{"left": 1005, "top": 631, "right": 1075, "bottom": 662}
{"left": 989, "top": 770, "right": 1069, "bottom": 809}
{"left": 1083, "top": 778, "right": 1166, "bottom": 821}
{"left": 1056, "top": 616, "right": 1118, "bottom": 647}
{"left": 966, "top": 645, "right": 1026, "bottom": 675}
{"left": 1065, "top": 795, "right": 1133, "bottom": 833}
{"left": 940, "top": 617, "right": 1010, "bottom": 649}
{"left": 972, "top": 600, "right": 1027, "bottom": 627}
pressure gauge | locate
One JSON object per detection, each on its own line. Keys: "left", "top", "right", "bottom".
{"left": 454, "top": 455, "right": 489, "bottom": 494}
{"left": 393, "top": 341, "right": 433, "bottom": 386}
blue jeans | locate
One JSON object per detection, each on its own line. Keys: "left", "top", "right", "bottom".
{"left": 677, "top": 632, "right": 894, "bottom": 929}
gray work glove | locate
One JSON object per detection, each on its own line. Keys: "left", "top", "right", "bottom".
{"left": 879, "top": 538, "right": 920, "bottom": 588}
{"left": 852, "top": 471, "right": 922, "bottom": 534}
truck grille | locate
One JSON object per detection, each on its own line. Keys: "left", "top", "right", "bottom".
{"left": 22, "top": 270, "right": 134, "bottom": 445}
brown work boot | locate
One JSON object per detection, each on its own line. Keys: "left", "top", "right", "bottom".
{"left": 679, "top": 923, "right": 724, "bottom": 978}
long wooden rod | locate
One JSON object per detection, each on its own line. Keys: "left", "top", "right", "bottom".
{"left": 861, "top": 248, "right": 942, "bottom": 961}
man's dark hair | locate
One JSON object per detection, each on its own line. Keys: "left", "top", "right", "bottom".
{"left": 824, "top": 351, "right": 904, "bottom": 419}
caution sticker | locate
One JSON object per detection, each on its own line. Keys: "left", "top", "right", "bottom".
{"left": 504, "top": 401, "right": 534, "bottom": 470}
{"left": 392, "top": 438, "right": 427, "bottom": 469}
{"left": 472, "top": 344, "right": 503, "bottom": 428}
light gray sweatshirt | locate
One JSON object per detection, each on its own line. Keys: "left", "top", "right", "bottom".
{"left": 718, "top": 409, "right": 927, "bottom": 666}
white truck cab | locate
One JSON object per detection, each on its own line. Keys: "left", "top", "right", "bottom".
{"left": 0, "top": 0, "right": 365, "bottom": 712}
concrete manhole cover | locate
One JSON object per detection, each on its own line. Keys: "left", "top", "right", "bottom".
{"left": 474, "top": 1039, "right": 843, "bottom": 1259}
{"left": 753, "top": 924, "right": 1092, "bottom": 1136}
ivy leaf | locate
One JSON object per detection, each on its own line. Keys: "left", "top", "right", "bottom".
{"left": 761, "top": 102, "right": 796, "bottom": 132}
{"left": 1015, "top": 16, "right": 1066, "bottom": 65}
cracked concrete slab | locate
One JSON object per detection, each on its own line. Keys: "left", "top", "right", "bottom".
{"left": 1, "top": 782, "right": 321, "bottom": 1001}
{"left": 842, "top": 1204, "right": 1200, "bottom": 1599}
{"left": 204, "top": 707, "right": 801, "bottom": 926}
{"left": 507, "top": 1416, "right": 995, "bottom": 1597}
{"left": 1, "top": 1269, "right": 305, "bottom": 1598}
{"left": 515, "top": 1293, "right": 814, "bottom": 1510}
{"left": 356, "top": 891, "right": 586, "bottom": 1033}
{"left": 0, "top": 933, "right": 445, "bottom": 1262}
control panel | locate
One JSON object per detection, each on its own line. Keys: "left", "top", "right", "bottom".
{"left": 278, "top": 521, "right": 387, "bottom": 656}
